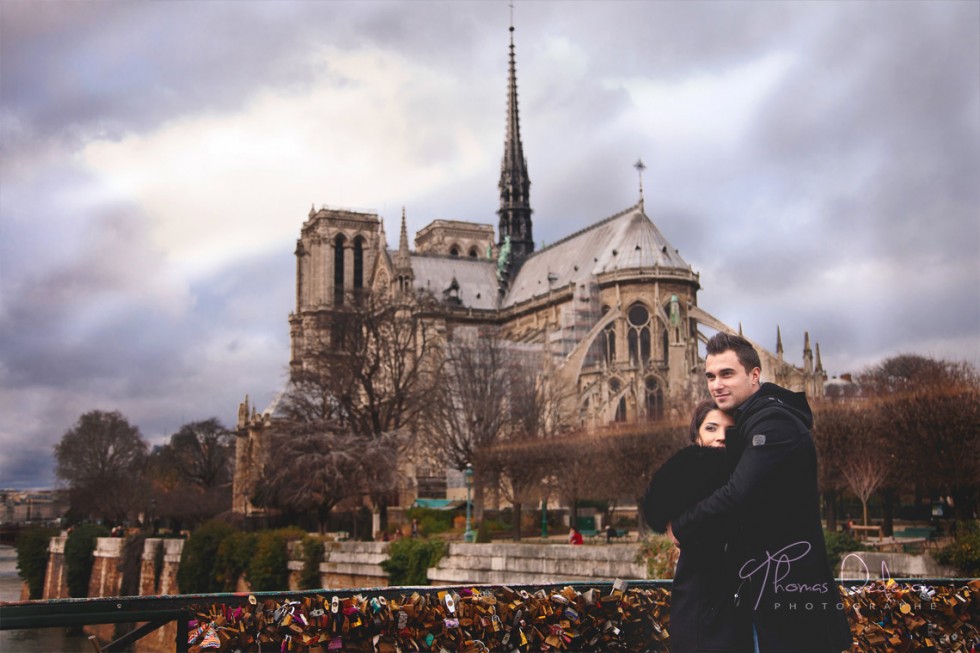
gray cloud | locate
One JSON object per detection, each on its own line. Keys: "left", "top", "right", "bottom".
{"left": 1, "top": 1, "right": 977, "bottom": 488}
{"left": 0, "top": 245, "right": 294, "bottom": 488}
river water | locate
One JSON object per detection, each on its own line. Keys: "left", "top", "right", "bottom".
{"left": 0, "top": 545, "right": 90, "bottom": 652}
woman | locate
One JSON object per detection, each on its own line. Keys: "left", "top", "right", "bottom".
{"left": 641, "top": 400, "right": 753, "bottom": 652}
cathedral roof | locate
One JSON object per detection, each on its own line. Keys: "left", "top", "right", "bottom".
{"left": 407, "top": 253, "right": 500, "bottom": 310}
{"left": 503, "top": 203, "right": 692, "bottom": 307}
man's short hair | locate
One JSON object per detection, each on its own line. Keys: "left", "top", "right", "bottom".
{"left": 706, "top": 332, "right": 761, "bottom": 374}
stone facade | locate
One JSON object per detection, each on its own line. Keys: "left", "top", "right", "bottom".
{"left": 415, "top": 220, "right": 495, "bottom": 259}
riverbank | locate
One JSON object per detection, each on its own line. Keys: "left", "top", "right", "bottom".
{"left": 0, "top": 545, "right": 88, "bottom": 653}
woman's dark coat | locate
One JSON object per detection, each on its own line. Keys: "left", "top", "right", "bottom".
{"left": 642, "top": 445, "right": 753, "bottom": 652}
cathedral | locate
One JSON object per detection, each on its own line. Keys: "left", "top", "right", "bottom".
{"left": 233, "top": 25, "right": 826, "bottom": 517}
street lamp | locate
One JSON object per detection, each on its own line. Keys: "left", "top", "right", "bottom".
{"left": 463, "top": 463, "right": 474, "bottom": 543}
{"left": 541, "top": 496, "right": 548, "bottom": 539}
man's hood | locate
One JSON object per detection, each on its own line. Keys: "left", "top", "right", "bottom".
{"left": 737, "top": 382, "right": 814, "bottom": 428}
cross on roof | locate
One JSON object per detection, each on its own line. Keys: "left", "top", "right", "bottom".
{"left": 634, "top": 158, "right": 647, "bottom": 204}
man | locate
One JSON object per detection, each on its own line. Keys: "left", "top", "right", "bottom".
{"left": 668, "top": 333, "right": 851, "bottom": 653}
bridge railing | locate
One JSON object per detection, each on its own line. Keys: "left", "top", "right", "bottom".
{"left": 2, "top": 578, "right": 978, "bottom": 652}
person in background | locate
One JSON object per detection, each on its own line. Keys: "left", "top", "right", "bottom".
{"left": 568, "top": 527, "right": 584, "bottom": 545}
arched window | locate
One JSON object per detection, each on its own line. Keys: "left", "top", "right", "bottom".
{"left": 664, "top": 296, "right": 683, "bottom": 348}
{"left": 609, "top": 378, "right": 626, "bottom": 422}
{"left": 450, "top": 246, "right": 459, "bottom": 257}
{"left": 601, "top": 306, "right": 616, "bottom": 364}
{"left": 334, "top": 234, "right": 346, "bottom": 305}
{"left": 353, "top": 236, "right": 364, "bottom": 293}
{"left": 580, "top": 397, "right": 590, "bottom": 423}
{"left": 627, "top": 302, "right": 651, "bottom": 366}
{"left": 645, "top": 377, "right": 664, "bottom": 420}
{"left": 468, "top": 247, "right": 478, "bottom": 258}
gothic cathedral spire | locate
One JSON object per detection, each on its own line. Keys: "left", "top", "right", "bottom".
{"left": 498, "top": 22, "right": 534, "bottom": 261}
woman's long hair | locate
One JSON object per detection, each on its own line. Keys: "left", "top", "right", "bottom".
{"left": 687, "top": 399, "right": 719, "bottom": 444}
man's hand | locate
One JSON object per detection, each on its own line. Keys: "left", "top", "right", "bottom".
{"left": 666, "top": 521, "right": 679, "bottom": 547}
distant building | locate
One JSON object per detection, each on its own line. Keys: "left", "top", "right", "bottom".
{"left": 233, "top": 25, "right": 825, "bottom": 517}
{"left": 0, "top": 489, "right": 67, "bottom": 524}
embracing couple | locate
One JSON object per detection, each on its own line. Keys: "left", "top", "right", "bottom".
{"left": 642, "top": 333, "right": 852, "bottom": 653}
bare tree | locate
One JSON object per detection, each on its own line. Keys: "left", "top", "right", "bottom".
{"left": 254, "top": 429, "right": 396, "bottom": 533}
{"left": 888, "top": 384, "right": 980, "bottom": 520}
{"left": 257, "top": 290, "right": 441, "bottom": 530}
{"left": 427, "top": 327, "right": 512, "bottom": 465}
{"left": 54, "top": 410, "right": 148, "bottom": 523}
{"left": 488, "top": 353, "right": 577, "bottom": 539}
{"left": 590, "top": 421, "right": 688, "bottom": 533}
{"left": 857, "top": 355, "right": 980, "bottom": 521}
{"left": 481, "top": 440, "right": 542, "bottom": 539}
{"left": 145, "top": 418, "right": 234, "bottom": 530}
{"left": 549, "top": 436, "right": 599, "bottom": 532}
{"left": 841, "top": 451, "right": 889, "bottom": 527}
{"left": 858, "top": 354, "right": 976, "bottom": 395}
{"left": 813, "top": 401, "right": 870, "bottom": 531}
{"left": 167, "top": 418, "right": 233, "bottom": 488}
{"left": 423, "top": 327, "right": 513, "bottom": 520}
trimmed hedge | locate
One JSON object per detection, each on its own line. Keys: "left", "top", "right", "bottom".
{"left": 213, "top": 531, "right": 257, "bottom": 591}
{"left": 635, "top": 534, "right": 679, "bottom": 579}
{"left": 247, "top": 530, "right": 292, "bottom": 591}
{"left": 182, "top": 522, "right": 308, "bottom": 593}
{"left": 65, "top": 523, "right": 109, "bottom": 598}
{"left": 824, "top": 530, "right": 866, "bottom": 572}
{"left": 381, "top": 537, "right": 446, "bottom": 586}
{"left": 178, "top": 519, "right": 236, "bottom": 594}
{"left": 934, "top": 520, "right": 980, "bottom": 576}
{"left": 15, "top": 526, "right": 58, "bottom": 599}
{"left": 405, "top": 507, "right": 454, "bottom": 536}
{"left": 299, "top": 535, "right": 325, "bottom": 590}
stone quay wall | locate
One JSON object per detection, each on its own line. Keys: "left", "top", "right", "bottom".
{"left": 288, "top": 541, "right": 391, "bottom": 590}
{"left": 838, "top": 550, "right": 957, "bottom": 580}
{"left": 41, "top": 534, "right": 68, "bottom": 600}
{"left": 134, "top": 538, "right": 185, "bottom": 653}
{"left": 428, "top": 542, "right": 648, "bottom": 585}
{"left": 86, "top": 537, "right": 126, "bottom": 643}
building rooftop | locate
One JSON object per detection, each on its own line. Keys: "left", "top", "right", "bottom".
{"left": 504, "top": 204, "right": 692, "bottom": 307}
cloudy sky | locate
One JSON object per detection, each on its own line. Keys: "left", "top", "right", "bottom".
{"left": 1, "top": 1, "right": 977, "bottom": 489}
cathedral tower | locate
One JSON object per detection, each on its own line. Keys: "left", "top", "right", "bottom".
{"left": 289, "top": 206, "right": 382, "bottom": 371}
{"left": 497, "top": 23, "right": 534, "bottom": 262}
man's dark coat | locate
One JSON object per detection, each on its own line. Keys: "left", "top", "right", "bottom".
{"left": 673, "top": 383, "right": 853, "bottom": 653}
{"left": 642, "top": 446, "right": 753, "bottom": 652}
